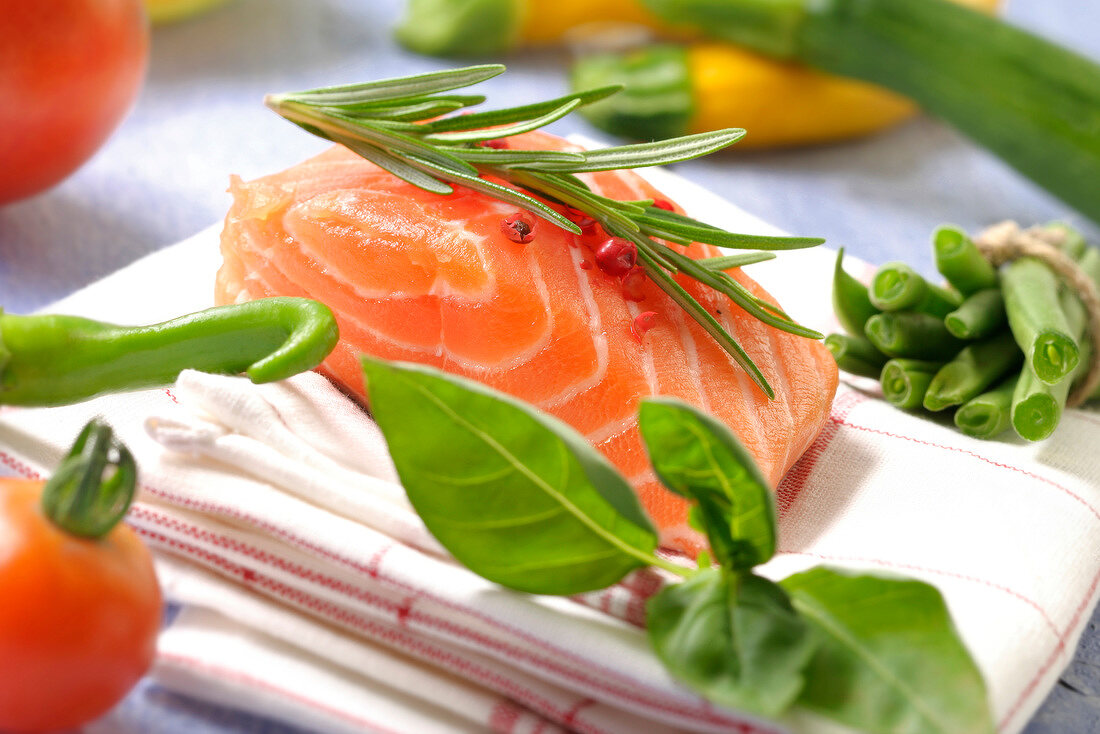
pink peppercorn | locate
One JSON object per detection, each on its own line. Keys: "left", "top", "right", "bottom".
{"left": 500, "top": 212, "right": 536, "bottom": 244}
{"left": 631, "top": 311, "right": 658, "bottom": 341}
{"left": 480, "top": 138, "right": 508, "bottom": 149}
{"left": 652, "top": 199, "right": 674, "bottom": 211}
{"left": 595, "top": 237, "right": 637, "bottom": 277}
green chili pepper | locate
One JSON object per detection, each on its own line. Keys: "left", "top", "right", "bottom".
{"left": 0, "top": 297, "right": 339, "bottom": 407}
{"left": 922, "top": 331, "right": 1022, "bottom": 412}
{"left": 954, "top": 374, "right": 1019, "bottom": 440}
{"left": 832, "top": 248, "right": 879, "bottom": 337}
{"left": 824, "top": 333, "right": 888, "bottom": 378}
{"left": 880, "top": 359, "right": 943, "bottom": 411}
{"left": 944, "top": 288, "right": 1006, "bottom": 340}
{"left": 932, "top": 226, "right": 999, "bottom": 296}
{"left": 864, "top": 312, "right": 965, "bottom": 361}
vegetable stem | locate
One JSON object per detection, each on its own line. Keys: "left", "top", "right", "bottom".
{"left": 41, "top": 420, "right": 136, "bottom": 539}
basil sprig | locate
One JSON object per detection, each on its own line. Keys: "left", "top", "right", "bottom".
{"left": 364, "top": 357, "right": 994, "bottom": 732}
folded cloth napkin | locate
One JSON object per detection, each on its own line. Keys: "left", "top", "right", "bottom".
{"left": 0, "top": 161, "right": 1098, "bottom": 734}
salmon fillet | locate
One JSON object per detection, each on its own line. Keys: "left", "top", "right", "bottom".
{"left": 216, "top": 131, "right": 838, "bottom": 553}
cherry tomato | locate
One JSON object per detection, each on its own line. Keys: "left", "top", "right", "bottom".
{"left": 0, "top": 478, "right": 162, "bottom": 732}
{"left": 0, "top": 1, "right": 149, "bottom": 204}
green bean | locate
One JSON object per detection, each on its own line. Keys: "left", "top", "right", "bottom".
{"left": 923, "top": 331, "right": 1022, "bottom": 411}
{"left": 864, "top": 312, "right": 966, "bottom": 360}
{"left": 954, "top": 374, "right": 1019, "bottom": 440}
{"left": 869, "top": 262, "right": 961, "bottom": 317}
{"left": 933, "top": 225, "right": 998, "bottom": 295}
{"left": 1078, "top": 246, "right": 1100, "bottom": 284}
{"left": 833, "top": 248, "right": 879, "bottom": 337}
{"left": 943, "top": 288, "right": 1006, "bottom": 340}
{"left": 880, "top": 359, "right": 943, "bottom": 410}
{"left": 1010, "top": 290, "right": 1087, "bottom": 440}
{"left": 825, "top": 333, "right": 889, "bottom": 378}
{"left": 1002, "top": 256, "right": 1080, "bottom": 385}
{"left": 1047, "top": 222, "right": 1088, "bottom": 260}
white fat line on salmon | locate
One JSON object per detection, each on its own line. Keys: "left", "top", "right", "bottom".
{"left": 673, "top": 307, "right": 713, "bottom": 416}
{"left": 284, "top": 189, "right": 503, "bottom": 300}
{"left": 723, "top": 269, "right": 797, "bottom": 465}
{"left": 533, "top": 245, "right": 612, "bottom": 412}
{"left": 625, "top": 467, "right": 657, "bottom": 487}
{"left": 584, "top": 413, "right": 638, "bottom": 447}
{"left": 627, "top": 300, "right": 660, "bottom": 398}
{"left": 706, "top": 284, "right": 768, "bottom": 444}
{"left": 757, "top": 302, "right": 798, "bottom": 473}
{"left": 235, "top": 226, "right": 562, "bottom": 373}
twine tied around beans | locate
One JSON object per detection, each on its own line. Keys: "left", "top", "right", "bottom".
{"left": 975, "top": 221, "right": 1100, "bottom": 407}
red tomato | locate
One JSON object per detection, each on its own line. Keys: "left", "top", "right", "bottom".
{"left": 0, "top": 1, "right": 149, "bottom": 204}
{"left": 0, "top": 478, "right": 162, "bottom": 732}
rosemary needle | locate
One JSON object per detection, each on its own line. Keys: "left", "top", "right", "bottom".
{"left": 266, "top": 65, "right": 825, "bottom": 398}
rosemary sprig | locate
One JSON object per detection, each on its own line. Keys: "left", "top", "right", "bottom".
{"left": 265, "top": 65, "right": 825, "bottom": 398}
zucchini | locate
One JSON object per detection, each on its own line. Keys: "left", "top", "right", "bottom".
{"left": 639, "top": 0, "right": 1100, "bottom": 225}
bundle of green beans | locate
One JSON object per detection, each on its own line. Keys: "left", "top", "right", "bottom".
{"left": 827, "top": 223, "right": 1100, "bottom": 441}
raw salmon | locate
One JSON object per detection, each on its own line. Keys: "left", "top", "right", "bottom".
{"left": 216, "top": 131, "right": 838, "bottom": 552}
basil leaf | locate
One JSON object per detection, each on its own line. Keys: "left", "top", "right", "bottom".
{"left": 639, "top": 398, "right": 776, "bottom": 569}
{"left": 362, "top": 358, "right": 659, "bottom": 595}
{"left": 648, "top": 568, "right": 818, "bottom": 716}
{"left": 782, "top": 568, "right": 994, "bottom": 734}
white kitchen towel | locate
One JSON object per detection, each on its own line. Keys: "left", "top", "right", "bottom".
{"left": 0, "top": 160, "right": 1097, "bottom": 733}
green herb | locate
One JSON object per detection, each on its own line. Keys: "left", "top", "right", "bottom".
{"left": 361, "top": 357, "right": 680, "bottom": 591}
{"left": 639, "top": 399, "right": 776, "bottom": 570}
{"left": 782, "top": 568, "right": 994, "bottom": 734}
{"left": 363, "top": 357, "right": 992, "bottom": 730}
{"left": 267, "top": 65, "right": 824, "bottom": 399}
{"left": 647, "top": 568, "right": 818, "bottom": 716}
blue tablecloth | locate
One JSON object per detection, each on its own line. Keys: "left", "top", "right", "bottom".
{"left": 2, "top": 1, "right": 1097, "bottom": 731}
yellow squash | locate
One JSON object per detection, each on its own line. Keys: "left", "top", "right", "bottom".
{"left": 684, "top": 0, "right": 999, "bottom": 146}
{"left": 400, "top": 0, "right": 998, "bottom": 147}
